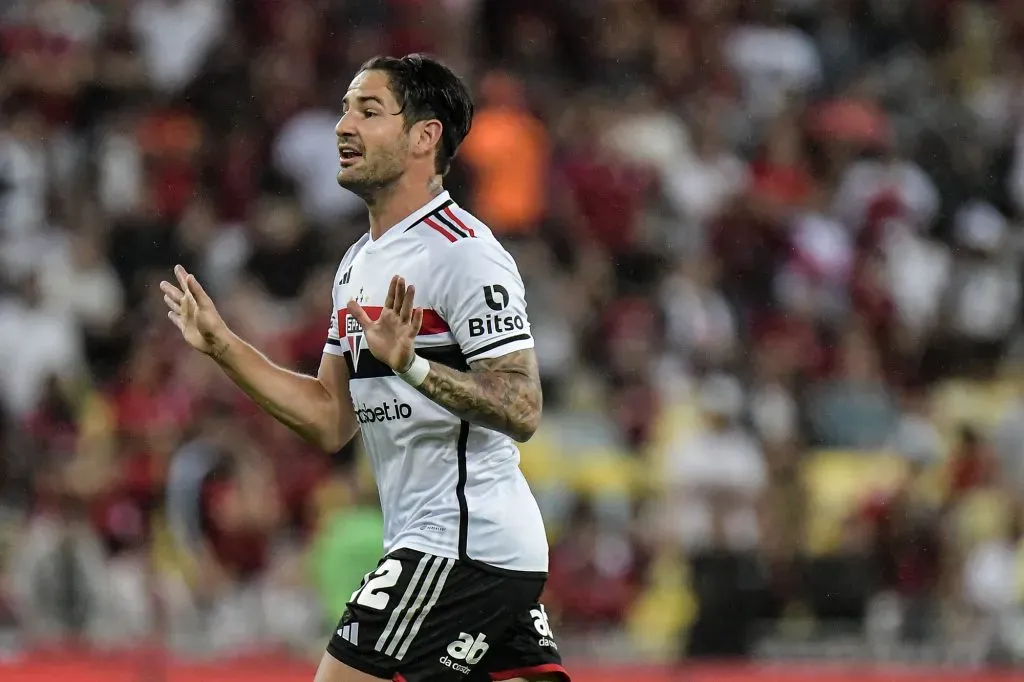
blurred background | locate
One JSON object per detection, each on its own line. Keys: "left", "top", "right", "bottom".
{"left": 3, "top": 0, "right": 1024, "bottom": 680}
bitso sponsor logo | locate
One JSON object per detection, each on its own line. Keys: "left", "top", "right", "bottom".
{"left": 440, "top": 632, "right": 489, "bottom": 674}
{"left": 356, "top": 399, "right": 412, "bottom": 424}
{"left": 468, "top": 314, "right": 525, "bottom": 337}
{"left": 483, "top": 284, "right": 510, "bottom": 311}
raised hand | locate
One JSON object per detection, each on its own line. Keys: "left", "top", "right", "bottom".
{"left": 347, "top": 275, "right": 423, "bottom": 372}
{"left": 160, "top": 265, "right": 230, "bottom": 357}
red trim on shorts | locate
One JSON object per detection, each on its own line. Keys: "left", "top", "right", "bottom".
{"left": 489, "top": 663, "right": 570, "bottom": 681}
{"left": 393, "top": 674, "right": 408, "bottom": 682}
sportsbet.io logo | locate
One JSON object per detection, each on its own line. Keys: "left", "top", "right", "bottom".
{"left": 470, "top": 284, "right": 523, "bottom": 337}
{"left": 356, "top": 399, "right": 413, "bottom": 424}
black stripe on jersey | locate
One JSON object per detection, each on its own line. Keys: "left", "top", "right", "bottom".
{"left": 345, "top": 344, "right": 469, "bottom": 380}
{"left": 453, "top": 424, "right": 548, "bottom": 579}
{"left": 433, "top": 211, "right": 468, "bottom": 239}
{"left": 455, "top": 420, "right": 470, "bottom": 560}
{"left": 325, "top": 338, "right": 341, "bottom": 347}
{"left": 404, "top": 199, "right": 454, "bottom": 232}
{"left": 463, "top": 334, "right": 532, "bottom": 361}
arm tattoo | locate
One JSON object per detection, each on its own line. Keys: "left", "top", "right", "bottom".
{"left": 417, "top": 349, "right": 542, "bottom": 441}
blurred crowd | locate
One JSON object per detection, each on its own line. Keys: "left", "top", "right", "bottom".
{"left": 4, "top": 0, "right": 1024, "bottom": 667}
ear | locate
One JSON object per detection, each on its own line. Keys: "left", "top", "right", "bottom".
{"left": 411, "top": 119, "right": 444, "bottom": 161}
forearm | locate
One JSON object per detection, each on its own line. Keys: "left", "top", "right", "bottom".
{"left": 416, "top": 359, "right": 541, "bottom": 442}
{"left": 212, "top": 332, "right": 350, "bottom": 451}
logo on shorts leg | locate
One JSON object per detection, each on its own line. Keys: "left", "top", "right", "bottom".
{"left": 531, "top": 605, "right": 558, "bottom": 649}
{"left": 439, "top": 632, "right": 489, "bottom": 675}
{"left": 337, "top": 621, "right": 360, "bottom": 646}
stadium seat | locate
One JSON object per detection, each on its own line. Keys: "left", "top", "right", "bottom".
{"left": 930, "top": 378, "right": 1017, "bottom": 452}
{"left": 801, "top": 449, "right": 908, "bottom": 556}
{"left": 626, "top": 551, "right": 695, "bottom": 659}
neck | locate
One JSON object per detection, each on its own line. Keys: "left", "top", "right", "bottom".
{"left": 367, "top": 175, "right": 444, "bottom": 240}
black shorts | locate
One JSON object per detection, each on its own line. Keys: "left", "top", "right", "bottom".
{"left": 326, "top": 548, "right": 569, "bottom": 682}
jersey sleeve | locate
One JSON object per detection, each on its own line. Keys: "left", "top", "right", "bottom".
{"left": 435, "top": 238, "right": 534, "bottom": 362}
{"left": 323, "top": 284, "right": 348, "bottom": 357}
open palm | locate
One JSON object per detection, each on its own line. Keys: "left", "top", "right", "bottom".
{"left": 160, "top": 265, "right": 228, "bottom": 356}
{"left": 347, "top": 275, "right": 423, "bottom": 372}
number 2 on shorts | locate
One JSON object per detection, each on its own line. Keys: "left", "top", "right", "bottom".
{"left": 350, "top": 558, "right": 403, "bottom": 610}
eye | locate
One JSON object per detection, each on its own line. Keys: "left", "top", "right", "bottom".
{"left": 364, "top": 110, "right": 378, "bottom": 118}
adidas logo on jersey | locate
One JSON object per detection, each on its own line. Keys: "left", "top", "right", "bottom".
{"left": 356, "top": 399, "right": 413, "bottom": 424}
{"left": 440, "top": 632, "right": 489, "bottom": 674}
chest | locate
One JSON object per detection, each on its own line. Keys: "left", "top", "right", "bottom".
{"left": 336, "top": 240, "right": 437, "bottom": 311}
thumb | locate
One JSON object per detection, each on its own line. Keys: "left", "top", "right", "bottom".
{"left": 187, "top": 274, "right": 214, "bottom": 307}
{"left": 347, "top": 299, "right": 372, "bottom": 328}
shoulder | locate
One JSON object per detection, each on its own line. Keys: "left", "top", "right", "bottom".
{"left": 413, "top": 204, "right": 517, "bottom": 268}
{"left": 342, "top": 233, "right": 371, "bottom": 264}
{"left": 336, "top": 233, "right": 371, "bottom": 276}
{"left": 330, "top": 233, "right": 371, "bottom": 299}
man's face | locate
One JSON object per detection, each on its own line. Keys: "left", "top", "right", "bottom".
{"left": 335, "top": 70, "right": 411, "bottom": 196}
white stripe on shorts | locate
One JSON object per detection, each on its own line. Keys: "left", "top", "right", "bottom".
{"left": 395, "top": 557, "right": 455, "bottom": 661}
{"left": 384, "top": 557, "right": 450, "bottom": 658}
{"left": 374, "top": 553, "right": 431, "bottom": 653}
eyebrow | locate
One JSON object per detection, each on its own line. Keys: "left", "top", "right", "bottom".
{"left": 342, "top": 95, "right": 386, "bottom": 108}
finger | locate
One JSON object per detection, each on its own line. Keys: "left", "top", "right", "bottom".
{"left": 164, "top": 294, "right": 182, "bottom": 315}
{"left": 392, "top": 277, "right": 407, "bottom": 313}
{"left": 347, "top": 299, "right": 373, "bottom": 328}
{"left": 186, "top": 274, "right": 213, "bottom": 306}
{"left": 174, "top": 264, "right": 189, "bottom": 291}
{"left": 410, "top": 307, "right": 423, "bottom": 334}
{"left": 384, "top": 275, "right": 399, "bottom": 309}
{"left": 399, "top": 284, "right": 415, "bottom": 323}
{"left": 168, "top": 311, "right": 185, "bottom": 332}
{"left": 160, "top": 281, "right": 184, "bottom": 303}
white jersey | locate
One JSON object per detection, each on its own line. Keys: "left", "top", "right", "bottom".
{"left": 324, "top": 191, "right": 548, "bottom": 574}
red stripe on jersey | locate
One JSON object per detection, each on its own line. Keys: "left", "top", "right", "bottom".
{"left": 423, "top": 216, "right": 457, "bottom": 242}
{"left": 418, "top": 309, "right": 449, "bottom": 335}
{"left": 443, "top": 206, "right": 475, "bottom": 236}
{"left": 342, "top": 306, "right": 450, "bottom": 336}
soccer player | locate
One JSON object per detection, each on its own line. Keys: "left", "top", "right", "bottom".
{"left": 159, "top": 55, "right": 569, "bottom": 682}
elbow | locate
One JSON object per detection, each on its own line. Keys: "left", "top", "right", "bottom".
{"left": 312, "top": 408, "right": 357, "bottom": 454}
{"left": 316, "top": 422, "right": 357, "bottom": 454}
{"left": 509, "top": 427, "right": 535, "bottom": 443}
{"left": 509, "top": 406, "right": 542, "bottom": 443}
{"left": 315, "top": 433, "right": 345, "bottom": 454}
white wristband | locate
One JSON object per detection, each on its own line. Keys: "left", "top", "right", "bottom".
{"left": 396, "top": 354, "right": 430, "bottom": 387}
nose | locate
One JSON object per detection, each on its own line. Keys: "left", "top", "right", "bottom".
{"left": 335, "top": 112, "right": 356, "bottom": 138}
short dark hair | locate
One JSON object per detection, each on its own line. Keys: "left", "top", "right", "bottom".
{"left": 359, "top": 54, "right": 474, "bottom": 176}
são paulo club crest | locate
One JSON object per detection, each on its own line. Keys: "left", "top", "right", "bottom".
{"left": 345, "top": 287, "right": 366, "bottom": 371}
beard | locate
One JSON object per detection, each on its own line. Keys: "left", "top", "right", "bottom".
{"left": 337, "top": 140, "right": 408, "bottom": 200}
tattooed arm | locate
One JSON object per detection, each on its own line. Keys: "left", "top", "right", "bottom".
{"left": 417, "top": 349, "right": 542, "bottom": 442}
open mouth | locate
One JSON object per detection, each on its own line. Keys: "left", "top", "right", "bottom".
{"left": 339, "top": 148, "right": 363, "bottom": 167}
